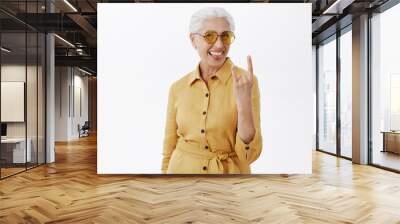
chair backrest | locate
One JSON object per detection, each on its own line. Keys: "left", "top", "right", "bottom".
{"left": 82, "top": 121, "right": 90, "bottom": 129}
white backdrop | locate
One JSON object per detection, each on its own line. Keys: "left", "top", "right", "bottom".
{"left": 98, "top": 3, "right": 312, "bottom": 174}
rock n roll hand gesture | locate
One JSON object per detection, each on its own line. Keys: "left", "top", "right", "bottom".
{"left": 231, "top": 55, "right": 254, "bottom": 110}
{"left": 231, "top": 55, "right": 256, "bottom": 144}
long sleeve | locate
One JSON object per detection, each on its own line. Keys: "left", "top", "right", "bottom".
{"left": 161, "top": 83, "right": 178, "bottom": 173}
{"left": 234, "top": 76, "right": 262, "bottom": 165}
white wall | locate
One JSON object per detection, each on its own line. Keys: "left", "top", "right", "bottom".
{"left": 71, "top": 72, "right": 89, "bottom": 138}
{"left": 98, "top": 3, "right": 313, "bottom": 174}
{"left": 1, "top": 65, "right": 26, "bottom": 128}
{"left": 55, "top": 66, "right": 69, "bottom": 141}
{"left": 1, "top": 65, "right": 40, "bottom": 138}
{"left": 55, "top": 67, "right": 89, "bottom": 141}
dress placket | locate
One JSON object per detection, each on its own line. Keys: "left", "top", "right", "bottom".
{"left": 200, "top": 81, "right": 211, "bottom": 173}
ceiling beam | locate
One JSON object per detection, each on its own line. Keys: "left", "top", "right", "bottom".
{"left": 55, "top": 55, "right": 96, "bottom": 69}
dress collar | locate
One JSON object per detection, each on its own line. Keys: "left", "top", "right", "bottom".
{"left": 188, "top": 57, "right": 233, "bottom": 86}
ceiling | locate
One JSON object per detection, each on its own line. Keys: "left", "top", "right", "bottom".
{"left": 0, "top": 0, "right": 394, "bottom": 75}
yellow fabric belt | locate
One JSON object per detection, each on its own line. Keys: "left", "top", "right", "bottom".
{"left": 176, "top": 139, "right": 240, "bottom": 174}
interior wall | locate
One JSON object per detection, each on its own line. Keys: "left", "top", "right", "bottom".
{"left": 55, "top": 66, "right": 70, "bottom": 141}
{"left": 1, "top": 64, "right": 39, "bottom": 139}
{"left": 71, "top": 71, "right": 89, "bottom": 138}
{"left": 55, "top": 66, "right": 89, "bottom": 141}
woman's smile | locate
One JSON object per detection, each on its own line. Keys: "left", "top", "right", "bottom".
{"left": 208, "top": 49, "right": 225, "bottom": 60}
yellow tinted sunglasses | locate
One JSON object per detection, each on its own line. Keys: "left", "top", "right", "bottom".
{"left": 194, "top": 30, "right": 235, "bottom": 45}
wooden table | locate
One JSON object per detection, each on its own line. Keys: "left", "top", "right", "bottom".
{"left": 381, "top": 131, "right": 400, "bottom": 154}
{"left": 0, "top": 138, "right": 32, "bottom": 165}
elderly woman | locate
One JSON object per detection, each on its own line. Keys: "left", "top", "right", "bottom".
{"left": 161, "top": 7, "right": 262, "bottom": 174}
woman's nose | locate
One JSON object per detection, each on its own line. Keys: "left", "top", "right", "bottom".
{"left": 213, "top": 36, "right": 224, "bottom": 47}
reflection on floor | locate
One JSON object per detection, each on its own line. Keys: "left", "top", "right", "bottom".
{"left": 1, "top": 163, "right": 42, "bottom": 178}
{"left": 0, "top": 167, "right": 25, "bottom": 178}
{"left": 0, "top": 162, "right": 42, "bottom": 178}
{"left": 373, "top": 150, "right": 400, "bottom": 171}
{"left": 341, "top": 147, "right": 352, "bottom": 158}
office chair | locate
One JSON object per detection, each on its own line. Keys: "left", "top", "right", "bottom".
{"left": 79, "top": 121, "right": 90, "bottom": 138}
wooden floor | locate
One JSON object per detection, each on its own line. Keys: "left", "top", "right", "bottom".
{"left": 1, "top": 134, "right": 400, "bottom": 223}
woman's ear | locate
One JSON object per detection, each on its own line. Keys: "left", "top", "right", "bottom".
{"left": 190, "top": 33, "right": 197, "bottom": 49}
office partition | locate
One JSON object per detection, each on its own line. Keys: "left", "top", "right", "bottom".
{"left": 0, "top": 1, "right": 47, "bottom": 179}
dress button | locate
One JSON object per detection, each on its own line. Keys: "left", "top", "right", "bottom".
{"left": 245, "top": 146, "right": 250, "bottom": 150}
{"left": 205, "top": 93, "right": 209, "bottom": 97}
{"left": 203, "top": 111, "right": 206, "bottom": 115}
{"left": 211, "top": 76, "right": 216, "bottom": 80}
{"left": 203, "top": 166, "right": 207, "bottom": 171}
{"left": 201, "top": 129, "right": 205, "bottom": 133}
{"left": 205, "top": 146, "right": 209, "bottom": 149}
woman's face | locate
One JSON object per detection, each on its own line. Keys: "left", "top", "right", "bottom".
{"left": 191, "top": 17, "right": 232, "bottom": 68}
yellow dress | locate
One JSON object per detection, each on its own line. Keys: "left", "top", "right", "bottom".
{"left": 162, "top": 58, "right": 262, "bottom": 174}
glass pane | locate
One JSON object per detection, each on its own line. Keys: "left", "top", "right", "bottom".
{"left": 27, "top": 31, "right": 38, "bottom": 169}
{"left": 371, "top": 4, "right": 400, "bottom": 171}
{"left": 38, "top": 32, "right": 45, "bottom": 165}
{"left": 1, "top": 32, "right": 27, "bottom": 178}
{"left": 340, "top": 30, "right": 352, "bottom": 158}
{"left": 313, "top": 45, "right": 317, "bottom": 150}
{"left": 318, "top": 37, "right": 337, "bottom": 154}
{"left": 0, "top": 1, "right": 46, "bottom": 178}
{"left": 26, "top": 0, "right": 38, "bottom": 169}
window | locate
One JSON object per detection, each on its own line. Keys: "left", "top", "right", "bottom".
{"left": 318, "top": 36, "right": 337, "bottom": 154}
{"left": 371, "top": 3, "right": 400, "bottom": 171}
{"left": 339, "top": 29, "right": 352, "bottom": 158}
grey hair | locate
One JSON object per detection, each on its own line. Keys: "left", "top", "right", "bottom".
{"left": 189, "top": 7, "right": 235, "bottom": 33}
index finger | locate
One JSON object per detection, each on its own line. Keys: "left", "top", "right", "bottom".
{"left": 247, "top": 55, "right": 254, "bottom": 80}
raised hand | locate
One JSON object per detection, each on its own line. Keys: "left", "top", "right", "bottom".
{"left": 232, "top": 55, "right": 254, "bottom": 110}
